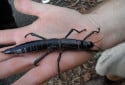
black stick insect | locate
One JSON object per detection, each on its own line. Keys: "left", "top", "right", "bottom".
{"left": 2, "top": 28, "right": 100, "bottom": 78}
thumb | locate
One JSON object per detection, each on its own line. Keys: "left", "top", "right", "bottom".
{"left": 14, "top": 0, "right": 38, "bottom": 16}
{"left": 14, "top": 0, "right": 55, "bottom": 17}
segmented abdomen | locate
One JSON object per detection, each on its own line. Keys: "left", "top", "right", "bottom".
{"left": 3, "top": 40, "right": 47, "bottom": 54}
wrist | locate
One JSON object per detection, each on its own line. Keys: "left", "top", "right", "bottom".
{"left": 88, "top": 0, "right": 125, "bottom": 49}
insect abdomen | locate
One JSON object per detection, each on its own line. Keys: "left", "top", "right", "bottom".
{"left": 2, "top": 40, "right": 47, "bottom": 54}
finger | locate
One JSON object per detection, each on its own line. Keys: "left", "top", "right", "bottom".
{"left": 0, "top": 54, "right": 34, "bottom": 79}
{"left": 0, "top": 26, "right": 39, "bottom": 62}
{"left": 0, "top": 29, "right": 16, "bottom": 44}
{"left": 14, "top": 0, "right": 61, "bottom": 17}
{"left": 0, "top": 28, "right": 27, "bottom": 44}
{"left": 0, "top": 25, "right": 35, "bottom": 45}
{"left": 0, "top": 53, "right": 13, "bottom": 62}
{"left": 14, "top": 0, "right": 42, "bottom": 16}
{"left": 13, "top": 51, "right": 92, "bottom": 85}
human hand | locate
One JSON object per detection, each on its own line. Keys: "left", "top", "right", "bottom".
{"left": 0, "top": 0, "right": 100, "bottom": 85}
{"left": 0, "top": 0, "right": 125, "bottom": 85}
{"left": 94, "top": 0, "right": 125, "bottom": 81}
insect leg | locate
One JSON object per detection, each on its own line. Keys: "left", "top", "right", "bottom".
{"left": 34, "top": 49, "right": 53, "bottom": 66}
{"left": 25, "top": 33, "right": 47, "bottom": 40}
{"left": 64, "top": 28, "right": 86, "bottom": 38}
{"left": 85, "top": 49, "right": 100, "bottom": 52}
{"left": 83, "top": 28, "right": 100, "bottom": 40}
{"left": 57, "top": 51, "right": 63, "bottom": 79}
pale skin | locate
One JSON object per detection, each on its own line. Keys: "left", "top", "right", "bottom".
{"left": 0, "top": 0, "right": 125, "bottom": 85}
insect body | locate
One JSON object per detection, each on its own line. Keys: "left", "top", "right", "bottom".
{"left": 3, "top": 39, "right": 94, "bottom": 54}
{"left": 2, "top": 28, "right": 100, "bottom": 78}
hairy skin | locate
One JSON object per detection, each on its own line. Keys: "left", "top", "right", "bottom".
{"left": 0, "top": 0, "right": 124, "bottom": 85}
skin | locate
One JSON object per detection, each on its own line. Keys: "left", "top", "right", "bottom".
{"left": 107, "top": 75, "right": 123, "bottom": 81}
{"left": 0, "top": 0, "right": 125, "bottom": 85}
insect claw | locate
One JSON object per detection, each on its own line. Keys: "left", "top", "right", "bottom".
{"left": 24, "top": 33, "right": 31, "bottom": 38}
{"left": 57, "top": 74, "right": 61, "bottom": 80}
{"left": 33, "top": 60, "right": 39, "bottom": 66}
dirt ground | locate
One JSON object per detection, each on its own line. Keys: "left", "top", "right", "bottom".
{"left": 49, "top": 0, "right": 102, "bottom": 13}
